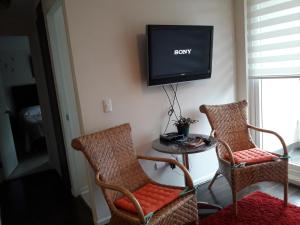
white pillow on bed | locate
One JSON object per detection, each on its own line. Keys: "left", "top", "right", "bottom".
{"left": 21, "top": 105, "right": 42, "bottom": 121}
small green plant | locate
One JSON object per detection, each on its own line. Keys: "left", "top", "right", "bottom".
{"left": 174, "top": 116, "right": 198, "bottom": 127}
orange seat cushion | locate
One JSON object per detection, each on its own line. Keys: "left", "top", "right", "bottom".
{"left": 225, "top": 148, "right": 279, "bottom": 165}
{"left": 114, "top": 183, "right": 182, "bottom": 215}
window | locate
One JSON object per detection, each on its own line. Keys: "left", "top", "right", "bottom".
{"left": 247, "top": 0, "right": 300, "bottom": 152}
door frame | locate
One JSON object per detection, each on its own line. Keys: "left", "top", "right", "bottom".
{"left": 36, "top": 3, "right": 71, "bottom": 190}
{"left": 43, "top": 0, "right": 89, "bottom": 199}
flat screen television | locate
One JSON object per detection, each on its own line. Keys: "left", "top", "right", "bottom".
{"left": 147, "top": 25, "right": 214, "bottom": 86}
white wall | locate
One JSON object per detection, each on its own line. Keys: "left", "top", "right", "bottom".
{"left": 0, "top": 36, "right": 36, "bottom": 111}
{"left": 63, "top": 0, "right": 236, "bottom": 224}
{"left": 234, "top": 0, "right": 248, "bottom": 101}
{"left": 0, "top": 69, "right": 18, "bottom": 178}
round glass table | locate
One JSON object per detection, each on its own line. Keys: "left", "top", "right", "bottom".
{"left": 152, "top": 134, "right": 217, "bottom": 170}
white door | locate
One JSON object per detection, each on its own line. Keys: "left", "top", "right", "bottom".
{"left": 0, "top": 72, "right": 18, "bottom": 178}
{"left": 46, "top": 0, "right": 88, "bottom": 199}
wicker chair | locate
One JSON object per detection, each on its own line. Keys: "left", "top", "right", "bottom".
{"left": 71, "top": 123, "right": 198, "bottom": 225}
{"left": 199, "top": 100, "right": 288, "bottom": 215}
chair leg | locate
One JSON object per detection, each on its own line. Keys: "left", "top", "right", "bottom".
{"left": 284, "top": 182, "right": 288, "bottom": 207}
{"left": 232, "top": 189, "right": 237, "bottom": 216}
{"left": 208, "top": 171, "right": 220, "bottom": 190}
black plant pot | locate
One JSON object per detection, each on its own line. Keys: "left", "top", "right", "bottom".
{"left": 176, "top": 124, "right": 190, "bottom": 137}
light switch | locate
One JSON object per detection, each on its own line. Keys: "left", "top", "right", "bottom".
{"left": 103, "top": 98, "right": 112, "bottom": 113}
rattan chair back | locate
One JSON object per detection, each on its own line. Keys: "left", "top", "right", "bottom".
{"left": 72, "top": 123, "right": 149, "bottom": 202}
{"left": 200, "top": 100, "right": 256, "bottom": 157}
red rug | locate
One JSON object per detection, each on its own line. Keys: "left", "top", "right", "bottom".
{"left": 199, "top": 191, "right": 300, "bottom": 225}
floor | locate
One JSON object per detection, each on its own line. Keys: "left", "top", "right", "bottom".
{"left": 1, "top": 169, "right": 300, "bottom": 225}
{"left": 197, "top": 176, "right": 300, "bottom": 209}
{"left": 289, "top": 144, "right": 300, "bottom": 164}
{"left": 8, "top": 153, "right": 50, "bottom": 180}
{"left": 0, "top": 170, "right": 94, "bottom": 225}
{"left": 7, "top": 128, "right": 50, "bottom": 181}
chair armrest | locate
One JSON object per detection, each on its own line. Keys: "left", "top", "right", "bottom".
{"left": 210, "top": 130, "right": 216, "bottom": 137}
{"left": 247, "top": 124, "right": 288, "bottom": 156}
{"left": 95, "top": 172, "right": 145, "bottom": 223}
{"left": 210, "top": 130, "right": 235, "bottom": 165}
{"left": 215, "top": 138, "right": 235, "bottom": 166}
{"left": 137, "top": 155, "right": 194, "bottom": 189}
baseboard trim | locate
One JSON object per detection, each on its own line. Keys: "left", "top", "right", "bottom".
{"left": 288, "top": 163, "right": 300, "bottom": 186}
{"left": 288, "top": 177, "right": 300, "bottom": 186}
{"left": 193, "top": 172, "right": 215, "bottom": 186}
{"left": 80, "top": 185, "right": 90, "bottom": 208}
{"left": 193, "top": 165, "right": 300, "bottom": 187}
{"left": 95, "top": 216, "right": 111, "bottom": 225}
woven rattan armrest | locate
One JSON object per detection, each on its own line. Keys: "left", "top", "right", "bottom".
{"left": 247, "top": 124, "right": 288, "bottom": 156}
{"left": 214, "top": 138, "right": 235, "bottom": 166}
{"left": 95, "top": 172, "right": 146, "bottom": 223}
{"left": 210, "top": 130, "right": 235, "bottom": 165}
{"left": 137, "top": 155, "right": 194, "bottom": 189}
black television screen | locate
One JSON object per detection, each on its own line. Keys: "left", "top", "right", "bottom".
{"left": 147, "top": 25, "right": 213, "bottom": 86}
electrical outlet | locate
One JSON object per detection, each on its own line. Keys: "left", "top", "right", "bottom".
{"left": 169, "top": 155, "right": 180, "bottom": 169}
{"left": 170, "top": 163, "right": 176, "bottom": 169}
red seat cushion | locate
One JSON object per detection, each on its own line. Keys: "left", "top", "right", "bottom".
{"left": 114, "top": 183, "right": 182, "bottom": 215}
{"left": 225, "top": 148, "right": 279, "bottom": 165}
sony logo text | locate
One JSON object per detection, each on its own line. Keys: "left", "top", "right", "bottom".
{"left": 174, "top": 49, "right": 192, "bottom": 55}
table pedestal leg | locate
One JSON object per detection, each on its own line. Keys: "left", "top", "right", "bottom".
{"left": 182, "top": 154, "right": 190, "bottom": 169}
{"left": 182, "top": 154, "right": 222, "bottom": 213}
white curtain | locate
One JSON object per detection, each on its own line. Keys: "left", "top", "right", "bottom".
{"left": 247, "top": 0, "right": 300, "bottom": 78}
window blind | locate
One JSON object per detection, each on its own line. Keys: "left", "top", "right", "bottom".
{"left": 247, "top": 0, "right": 300, "bottom": 78}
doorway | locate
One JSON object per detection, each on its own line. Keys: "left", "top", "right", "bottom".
{"left": 0, "top": 1, "right": 91, "bottom": 224}
{"left": 0, "top": 0, "right": 70, "bottom": 188}
{"left": 0, "top": 36, "right": 50, "bottom": 180}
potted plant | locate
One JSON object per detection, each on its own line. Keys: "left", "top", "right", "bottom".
{"left": 174, "top": 116, "right": 198, "bottom": 137}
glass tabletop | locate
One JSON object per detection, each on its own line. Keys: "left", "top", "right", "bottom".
{"left": 152, "top": 133, "right": 217, "bottom": 155}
